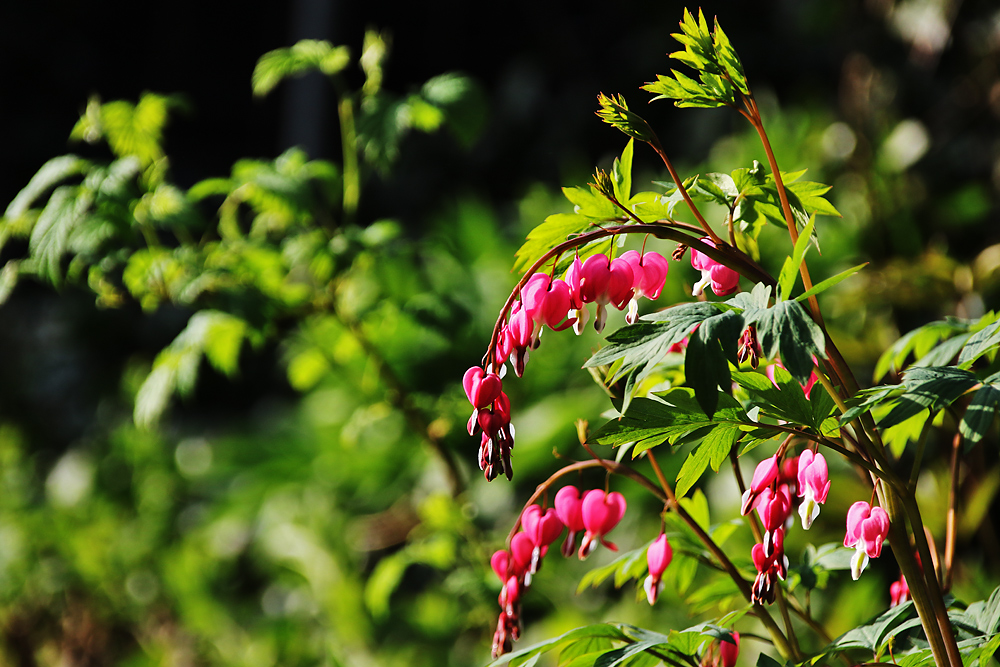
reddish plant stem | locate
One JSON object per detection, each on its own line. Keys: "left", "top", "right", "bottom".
{"left": 945, "top": 432, "right": 961, "bottom": 591}
{"left": 646, "top": 138, "right": 724, "bottom": 245}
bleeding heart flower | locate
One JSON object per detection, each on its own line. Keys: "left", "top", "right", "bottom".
{"left": 522, "top": 273, "right": 575, "bottom": 332}
{"left": 463, "top": 366, "right": 503, "bottom": 410}
{"left": 521, "top": 505, "right": 565, "bottom": 575}
{"left": 620, "top": 250, "right": 669, "bottom": 324}
{"left": 741, "top": 455, "right": 780, "bottom": 515}
{"left": 643, "top": 533, "right": 672, "bottom": 605}
{"left": 718, "top": 632, "right": 740, "bottom": 667}
{"left": 797, "top": 449, "right": 831, "bottom": 530}
{"left": 555, "top": 485, "right": 586, "bottom": 557}
{"left": 844, "top": 501, "right": 890, "bottom": 580}
{"left": 890, "top": 573, "right": 910, "bottom": 607}
{"left": 578, "top": 489, "right": 627, "bottom": 558}
{"left": 690, "top": 237, "right": 740, "bottom": 296}
{"left": 577, "top": 254, "right": 635, "bottom": 332}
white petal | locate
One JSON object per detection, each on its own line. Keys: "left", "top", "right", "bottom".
{"left": 798, "top": 497, "right": 820, "bottom": 530}
{"left": 851, "top": 547, "right": 869, "bottom": 581}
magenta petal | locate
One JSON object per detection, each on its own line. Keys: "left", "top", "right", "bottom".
{"left": 491, "top": 550, "right": 510, "bottom": 582}
{"left": 646, "top": 533, "right": 673, "bottom": 579}
{"left": 521, "top": 505, "right": 542, "bottom": 544}
{"left": 463, "top": 367, "right": 484, "bottom": 405}
{"left": 639, "top": 252, "right": 669, "bottom": 299}
{"left": 555, "top": 486, "right": 585, "bottom": 531}
{"left": 845, "top": 501, "right": 872, "bottom": 547}
{"left": 749, "top": 456, "right": 780, "bottom": 494}
{"left": 510, "top": 533, "right": 535, "bottom": 574}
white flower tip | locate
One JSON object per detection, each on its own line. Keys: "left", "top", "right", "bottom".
{"left": 799, "top": 499, "right": 820, "bottom": 530}
{"left": 850, "top": 548, "right": 869, "bottom": 581}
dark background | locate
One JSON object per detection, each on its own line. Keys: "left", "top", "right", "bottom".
{"left": 9, "top": 0, "right": 992, "bottom": 225}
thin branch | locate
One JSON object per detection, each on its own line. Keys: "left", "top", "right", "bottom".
{"left": 646, "top": 138, "right": 723, "bottom": 244}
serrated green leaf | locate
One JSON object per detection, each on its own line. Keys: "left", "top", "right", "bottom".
{"left": 5, "top": 155, "right": 91, "bottom": 221}
{"left": 513, "top": 212, "right": 594, "bottom": 274}
{"left": 596, "top": 94, "right": 655, "bottom": 143}
{"left": 961, "top": 384, "right": 1000, "bottom": 444}
{"left": 879, "top": 366, "right": 979, "bottom": 430}
{"left": 612, "top": 140, "right": 634, "bottom": 204}
{"left": 747, "top": 299, "right": 825, "bottom": 386}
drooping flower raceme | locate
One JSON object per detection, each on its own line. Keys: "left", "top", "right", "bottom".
{"left": 797, "top": 450, "right": 831, "bottom": 530}
{"left": 566, "top": 254, "right": 634, "bottom": 333}
{"left": 578, "top": 489, "right": 627, "bottom": 559}
{"left": 844, "top": 501, "right": 890, "bottom": 580}
{"left": 690, "top": 237, "right": 740, "bottom": 297}
{"left": 643, "top": 533, "right": 672, "bottom": 605}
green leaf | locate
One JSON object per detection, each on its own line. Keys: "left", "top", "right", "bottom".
{"left": 777, "top": 215, "right": 815, "bottom": 302}
{"left": 712, "top": 19, "right": 748, "bottom": 94}
{"left": 747, "top": 299, "right": 826, "bottom": 386}
{"left": 512, "top": 212, "right": 594, "bottom": 274}
{"left": 732, "top": 367, "right": 813, "bottom": 427}
{"left": 591, "top": 391, "right": 755, "bottom": 459}
{"left": 794, "top": 263, "right": 867, "bottom": 303}
{"left": 686, "top": 309, "right": 744, "bottom": 417}
{"left": 959, "top": 318, "right": 1000, "bottom": 366}
{"left": 253, "top": 40, "right": 351, "bottom": 97}
{"left": 596, "top": 94, "right": 655, "bottom": 143}
{"left": 874, "top": 317, "right": 980, "bottom": 381}
{"left": 488, "top": 625, "right": 630, "bottom": 667}
{"left": 134, "top": 311, "right": 250, "bottom": 428}
{"left": 675, "top": 424, "right": 741, "bottom": 497}
{"left": 587, "top": 302, "right": 721, "bottom": 413}
{"left": 28, "top": 185, "right": 91, "bottom": 284}
{"left": 4, "top": 155, "right": 90, "bottom": 222}
{"left": 612, "top": 140, "right": 634, "bottom": 204}
{"left": 71, "top": 95, "right": 176, "bottom": 167}
{"left": 961, "top": 381, "right": 1000, "bottom": 444}
{"left": 577, "top": 544, "right": 650, "bottom": 593}
{"left": 878, "top": 366, "right": 979, "bottom": 430}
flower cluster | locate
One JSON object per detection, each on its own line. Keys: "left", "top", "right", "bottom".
{"left": 741, "top": 450, "right": 834, "bottom": 604}
{"left": 491, "top": 486, "right": 628, "bottom": 658}
{"left": 464, "top": 367, "right": 514, "bottom": 481}
{"left": 468, "top": 251, "right": 669, "bottom": 481}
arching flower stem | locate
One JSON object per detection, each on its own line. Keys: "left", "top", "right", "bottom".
{"left": 481, "top": 223, "right": 773, "bottom": 368}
